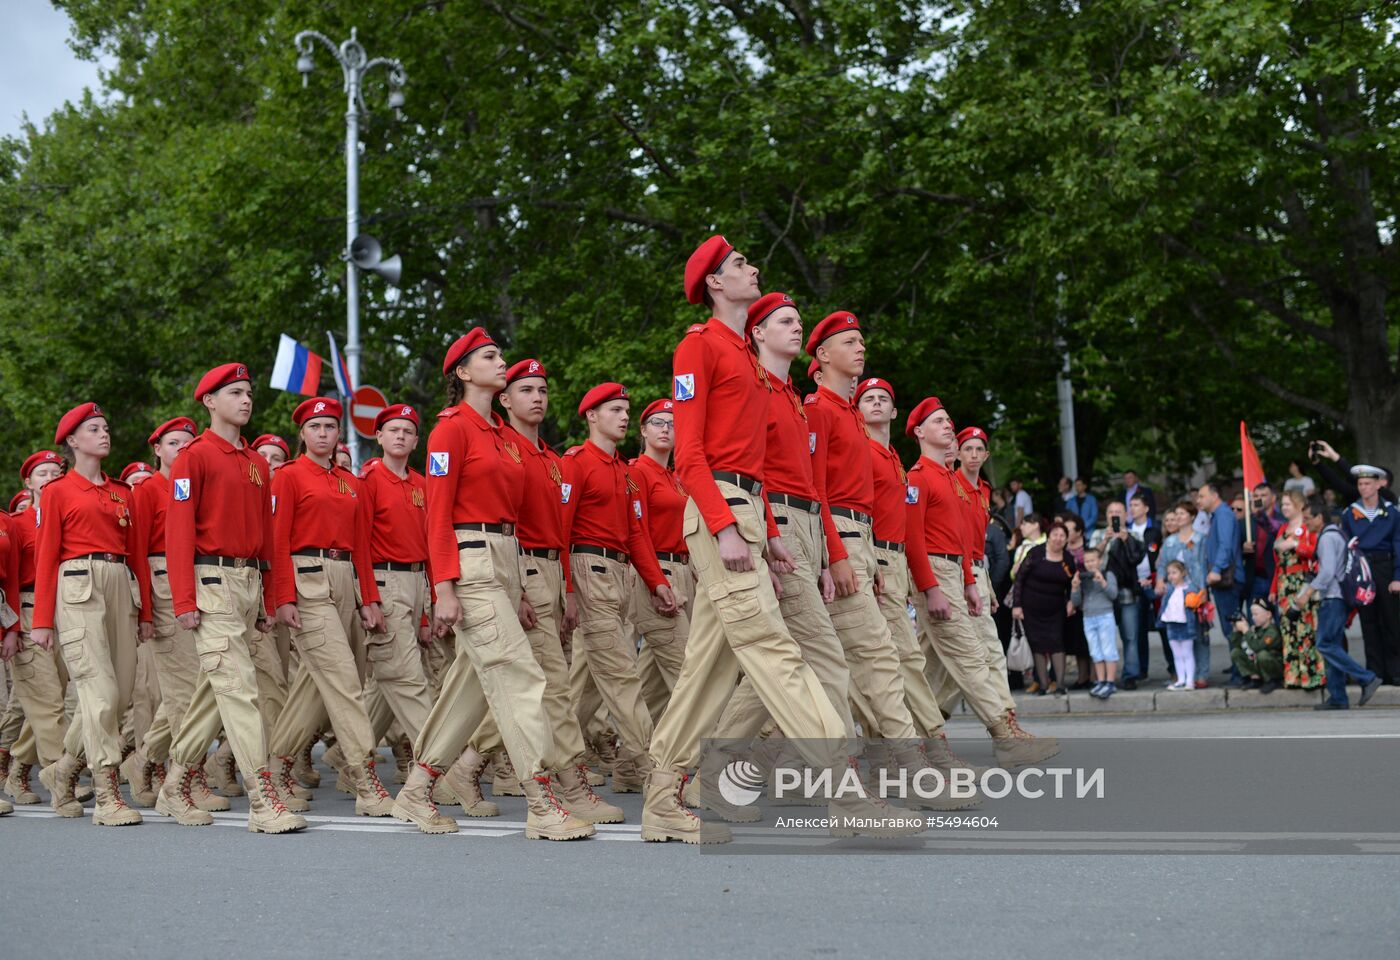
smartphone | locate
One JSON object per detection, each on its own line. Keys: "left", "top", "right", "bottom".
{"left": 1111, "top": 516, "right": 1121, "bottom": 533}
{"left": 1309, "top": 441, "right": 1321, "bottom": 459}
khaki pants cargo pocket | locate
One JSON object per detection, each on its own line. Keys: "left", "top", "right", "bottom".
{"left": 708, "top": 576, "right": 770, "bottom": 649}
{"left": 365, "top": 635, "right": 394, "bottom": 662}
{"left": 150, "top": 624, "right": 176, "bottom": 655}
{"left": 195, "top": 574, "right": 233, "bottom": 616}
{"left": 11, "top": 647, "right": 35, "bottom": 682}
{"left": 294, "top": 625, "right": 327, "bottom": 652}
{"left": 293, "top": 564, "right": 331, "bottom": 601}
{"left": 197, "top": 635, "right": 238, "bottom": 695}
{"left": 456, "top": 545, "right": 495, "bottom": 585}
{"left": 58, "top": 626, "right": 92, "bottom": 681}
{"left": 60, "top": 567, "right": 93, "bottom": 604}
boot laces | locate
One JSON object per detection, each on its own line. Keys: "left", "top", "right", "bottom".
{"left": 418, "top": 764, "right": 443, "bottom": 815}
{"left": 152, "top": 761, "right": 167, "bottom": 783}
{"left": 105, "top": 767, "right": 130, "bottom": 809}
{"left": 221, "top": 748, "right": 238, "bottom": 781}
{"left": 1006, "top": 712, "right": 1034, "bottom": 739}
{"left": 676, "top": 773, "right": 701, "bottom": 822}
{"left": 575, "top": 764, "right": 604, "bottom": 805}
{"left": 535, "top": 774, "right": 568, "bottom": 816}
{"left": 64, "top": 759, "right": 82, "bottom": 796}
{"left": 256, "top": 770, "right": 291, "bottom": 815}
{"left": 365, "top": 759, "right": 392, "bottom": 801}
{"left": 935, "top": 734, "right": 973, "bottom": 767}
{"left": 14, "top": 763, "right": 33, "bottom": 793}
{"left": 179, "top": 765, "right": 199, "bottom": 806}
{"left": 277, "top": 756, "right": 300, "bottom": 796}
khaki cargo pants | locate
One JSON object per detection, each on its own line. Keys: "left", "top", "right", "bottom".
{"left": 567, "top": 552, "right": 654, "bottom": 774}
{"left": 6, "top": 591, "right": 72, "bottom": 766}
{"left": 137, "top": 556, "right": 200, "bottom": 762}
{"left": 874, "top": 545, "right": 945, "bottom": 738}
{"left": 931, "top": 565, "right": 1014, "bottom": 715}
{"left": 709, "top": 501, "right": 856, "bottom": 742}
{"left": 413, "top": 532, "right": 553, "bottom": 777}
{"left": 916, "top": 556, "right": 1009, "bottom": 728}
{"left": 362, "top": 567, "right": 433, "bottom": 744}
{"left": 168, "top": 564, "right": 270, "bottom": 778}
{"left": 629, "top": 557, "right": 693, "bottom": 696}
{"left": 267, "top": 558, "right": 377, "bottom": 763}
{"left": 647, "top": 483, "right": 847, "bottom": 774}
{"left": 472, "top": 551, "right": 585, "bottom": 767}
{"left": 55, "top": 558, "right": 140, "bottom": 769}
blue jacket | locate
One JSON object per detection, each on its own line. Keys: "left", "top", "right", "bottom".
{"left": 1205, "top": 503, "right": 1246, "bottom": 588}
{"left": 1341, "top": 500, "right": 1400, "bottom": 565}
{"left": 1065, "top": 493, "right": 1099, "bottom": 533}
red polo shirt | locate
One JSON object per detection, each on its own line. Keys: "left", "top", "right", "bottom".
{"left": 630, "top": 454, "right": 688, "bottom": 556}
{"left": 953, "top": 470, "right": 990, "bottom": 563}
{"left": 360, "top": 460, "right": 429, "bottom": 565}
{"left": 905, "top": 454, "right": 975, "bottom": 593}
{"left": 868, "top": 438, "right": 907, "bottom": 545}
{"left": 565, "top": 440, "right": 667, "bottom": 592}
{"left": 270, "top": 456, "right": 378, "bottom": 610}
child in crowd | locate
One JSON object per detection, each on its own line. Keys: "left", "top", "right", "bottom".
{"left": 1229, "top": 600, "right": 1284, "bottom": 694}
{"left": 1158, "top": 560, "right": 1201, "bottom": 690}
{"left": 1071, "top": 547, "right": 1120, "bottom": 698}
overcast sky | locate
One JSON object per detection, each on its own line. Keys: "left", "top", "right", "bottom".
{"left": 1, "top": 3, "right": 109, "bottom": 140}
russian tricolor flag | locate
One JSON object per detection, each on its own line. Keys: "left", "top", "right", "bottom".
{"left": 327, "top": 331, "right": 354, "bottom": 397}
{"left": 270, "top": 334, "right": 324, "bottom": 396}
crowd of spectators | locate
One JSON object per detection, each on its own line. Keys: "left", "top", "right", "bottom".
{"left": 985, "top": 445, "right": 1397, "bottom": 708}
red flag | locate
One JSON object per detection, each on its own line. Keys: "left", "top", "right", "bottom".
{"left": 1240, "top": 421, "right": 1265, "bottom": 492}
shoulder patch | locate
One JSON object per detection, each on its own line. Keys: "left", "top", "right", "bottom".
{"left": 906, "top": 485, "right": 920, "bottom": 505}
{"left": 685, "top": 323, "right": 706, "bottom": 335}
{"left": 173, "top": 478, "right": 191, "bottom": 501}
{"left": 429, "top": 452, "right": 450, "bottom": 476}
{"left": 674, "top": 373, "right": 696, "bottom": 402}
{"left": 803, "top": 395, "right": 817, "bottom": 405}
{"left": 437, "top": 407, "right": 460, "bottom": 419}
{"left": 564, "top": 446, "right": 583, "bottom": 458}
{"left": 560, "top": 482, "right": 573, "bottom": 504}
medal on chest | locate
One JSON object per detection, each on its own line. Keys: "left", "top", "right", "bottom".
{"left": 109, "top": 489, "right": 129, "bottom": 526}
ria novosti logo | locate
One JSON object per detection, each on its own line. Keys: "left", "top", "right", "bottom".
{"left": 714, "top": 760, "right": 1105, "bottom": 806}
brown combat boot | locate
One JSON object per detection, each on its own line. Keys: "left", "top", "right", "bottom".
{"left": 190, "top": 761, "right": 232, "bottom": 811}
{"left": 347, "top": 759, "right": 395, "bottom": 816}
{"left": 293, "top": 739, "right": 321, "bottom": 788}
{"left": 557, "top": 763, "right": 624, "bottom": 824}
{"left": 119, "top": 747, "right": 157, "bottom": 808}
{"left": 579, "top": 742, "right": 607, "bottom": 785}
{"left": 610, "top": 750, "right": 650, "bottom": 794}
{"left": 39, "top": 752, "right": 84, "bottom": 817}
{"left": 4, "top": 761, "right": 40, "bottom": 805}
{"left": 521, "top": 774, "right": 594, "bottom": 840}
{"left": 1006, "top": 710, "right": 1060, "bottom": 762}
{"left": 271, "top": 756, "right": 310, "bottom": 812}
{"left": 390, "top": 762, "right": 459, "bottom": 834}
{"left": 154, "top": 762, "right": 214, "bottom": 825}
{"left": 92, "top": 764, "right": 143, "bottom": 826}
{"left": 247, "top": 768, "right": 308, "bottom": 834}
{"left": 925, "top": 732, "right": 992, "bottom": 778}
{"left": 0, "top": 746, "right": 10, "bottom": 782}
{"left": 0, "top": 795, "right": 10, "bottom": 815}
{"left": 989, "top": 712, "right": 1059, "bottom": 768}
{"left": 888, "top": 742, "right": 980, "bottom": 812}
{"left": 593, "top": 735, "right": 620, "bottom": 778}
{"left": 209, "top": 740, "right": 245, "bottom": 796}
{"left": 488, "top": 751, "right": 524, "bottom": 797}
{"left": 441, "top": 746, "right": 499, "bottom": 817}
{"left": 641, "top": 768, "right": 731, "bottom": 844}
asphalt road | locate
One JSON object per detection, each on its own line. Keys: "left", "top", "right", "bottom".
{"left": 4, "top": 709, "right": 1398, "bottom": 960}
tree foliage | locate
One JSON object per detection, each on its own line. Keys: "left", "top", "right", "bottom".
{"left": 1, "top": 0, "right": 1394, "bottom": 502}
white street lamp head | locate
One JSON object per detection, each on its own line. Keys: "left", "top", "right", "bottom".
{"left": 388, "top": 88, "right": 404, "bottom": 110}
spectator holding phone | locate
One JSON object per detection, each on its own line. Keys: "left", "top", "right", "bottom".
{"left": 1340, "top": 464, "right": 1400, "bottom": 685}
{"left": 1309, "top": 440, "right": 1395, "bottom": 504}
{"left": 1091, "top": 501, "right": 1148, "bottom": 688}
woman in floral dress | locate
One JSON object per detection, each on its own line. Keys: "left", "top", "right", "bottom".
{"left": 1269, "top": 489, "right": 1327, "bottom": 689}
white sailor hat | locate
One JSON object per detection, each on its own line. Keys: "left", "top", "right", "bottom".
{"left": 1350, "top": 463, "right": 1386, "bottom": 479}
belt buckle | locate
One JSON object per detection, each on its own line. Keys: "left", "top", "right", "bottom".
{"left": 502, "top": 523, "right": 515, "bottom": 537}
{"left": 326, "top": 548, "right": 346, "bottom": 561}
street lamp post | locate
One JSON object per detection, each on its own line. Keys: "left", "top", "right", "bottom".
{"left": 294, "top": 27, "right": 405, "bottom": 467}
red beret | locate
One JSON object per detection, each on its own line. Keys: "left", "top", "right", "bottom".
{"left": 807, "top": 358, "right": 820, "bottom": 380}
{"left": 854, "top": 377, "right": 895, "bottom": 405}
{"left": 904, "top": 397, "right": 946, "bottom": 438}
{"left": 505, "top": 358, "right": 547, "bottom": 385}
{"left": 806, "top": 311, "right": 861, "bottom": 356}
{"left": 9, "top": 492, "right": 31, "bottom": 513}
{"left": 578, "top": 382, "right": 630, "bottom": 416}
{"left": 684, "top": 235, "right": 735, "bottom": 305}
{"left": 336, "top": 443, "right": 351, "bottom": 456}
{"left": 252, "top": 434, "right": 289, "bottom": 457}
{"left": 20, "top": 450, "right": 62, "bottom": 480}
{"left": 374, "top": 403, "right": 420, "bottom": 432}
{"left": 957, "top": 426, "right": 989, "bottom": 447}
{"left": 193, "top": 362, "right": 251, "bottom": 401}
{"left": 292, "top": 397, "right": 342, "bottom": 426}
{"left": 442, "top": 327, "right": 496, "bottom": 376}
{"left": 120, "top": 462, "right": 156, "bottom": 483}
{"left": 54, "top": 402, "right": 105, "bottom": 446}
{"left": 746, "top": 292, "right": 796, "bottom": 337}
{"left": 148, "top": 416, "right": 197, "bottom": 447}
{"left": 641, "top": 398, "right": 675, "bottom": 421}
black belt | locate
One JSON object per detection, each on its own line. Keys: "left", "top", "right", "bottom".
{"left": 657, "top": 551, "right": 689, "bottom": 564}
{"left": 830, "top": 506, "right": 872, "bottom": 525}
{"left": 929, "top": 552, "right": 962, "bottom": 563}
{"left": 195, "top": 555, "right": 261, "bottom": 569}
{"left": 20, "top": 584, "right": 33, "bottom": 593}
{"left": 574, "top": 544, "right": 628, "bottom": 564}
{"left": 147, "top": 551, "right": 166, "bottom": 558}
{"left": 712, "top": 471, "right": 762, "bottom": 496}
{"left": 972, "top": 559, "right": 986, "bottom": 569}
{"left": 874, "top": 539, "right": 904, "bottom": 553}
{"left": 768, "top": 492, "right": 820, "bottom": 515}
{"left": 373, "top": 561, "right": 425, "bottom": 573}
{"left": 454, "top": 522, "right": 515, "bottom": 537}
{"left": 69, "top": 552, "right": 125, "bottom": 564}
{"left": 293, "top": 548, "right": 352, "bottom": 562}
{"left": 521, "top": 547, "right": 560, "bottom": 561}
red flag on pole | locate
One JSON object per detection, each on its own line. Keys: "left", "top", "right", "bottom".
{"left": 1240, "top": 421, "right": 1265, "bottom": 492}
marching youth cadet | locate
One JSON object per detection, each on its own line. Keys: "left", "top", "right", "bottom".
{"left": 357, "top": 404, "right": 435, "bottom": 757}
{"left": 389, "top": 327, "right": 592, "bottom": 839}
{"left": 685, "top": 292, "right": 858, "bottom": 821}
{"left": 153, "top": 363, "right": 306, "bottom": 833}
{"left": 446, "top": 359, "right": 622, "bottom": 824}
{"left": 904, "top": 398, "right": 1057, "bottom": 767}
{"left": 334, "top": 443, "right": 353, "bottom": 471}
{"left": 949, "top": 426, "right": 1018, "bottom": 717}
{"left": 9, "top": 452, "right": 88, "bottom": 816}
{"left": 629, "top": 398, "right": 692, "bottom": 714}
{"left": 807, "top": 314, "right": 950, "bottom": 791}
{"left": 253, "top": 435, "right": 290, "bottom": 473}
{"left": 30, "top": 403, "right": 153, "bottom": 826}
{"left": 124, "top": 417, "right": 221, "bottom": 812}
{"left": 565, "top": 383, "right": 676, "bottom": 793}
{"left": 121, "top": 455, "right": 162, "bottom": 781}
{"left": 120, "top": 463, "right": 155, "bottom": 486}
{"left": 0, "top": 496, "right": 20, "bottom": 814}
{"left": 262, "top": 397, "right": 395, "bottom": 816}
{"left": 642, "top": 236, "right": 914, "bottom": 843}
